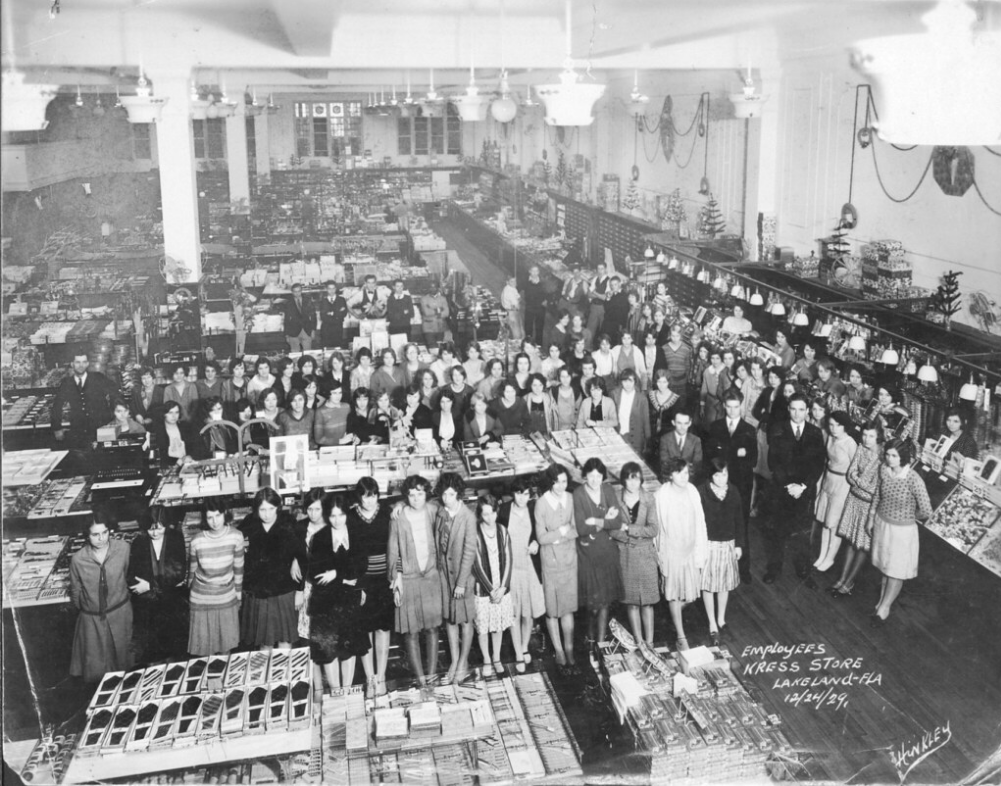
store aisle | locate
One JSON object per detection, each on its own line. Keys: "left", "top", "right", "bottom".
{"left": 428, "top": 218, "right": 509, "bottom": 296}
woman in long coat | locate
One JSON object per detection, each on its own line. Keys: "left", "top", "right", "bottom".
{"left": 128, "top": 516, "right": 187, "bottom": 665}
{"left": 610, "top": 462, "right": 659, "bottom": 646}
{"left": 387, "top": 475, "right": 443, "bottom": 683}
{"left": 654, "top": 458, "right": 709, "bottom": 651}
{"left": 435, "top": 473, "right": 478, "bottom": 685}
{"left": 69, "top": 521, "right": 133, "bottom": 682}
{"left": 572, "top": 457, "right": 623, "bottom": 647}
{"left": 534, "top": 464, "right": 578, "bottom": 674}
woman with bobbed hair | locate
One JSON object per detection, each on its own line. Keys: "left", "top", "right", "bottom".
{"left": 534, "top": 463, "right": 579, "bottom": 674}
{"left": 830, "top": 421, "right": 883, "bottom": 597}
{"left": 128, "top": 511, "right": 187, "bottom": 665}
{"left": 150, "top": 400, "right": 200, "bottom": 467}
{"left": 473, "top": 494, "right": 514, "bottom": 677}
{"left": 187, "top": 499, "right": 244, "bottom": 656}
{"left": 697, "top": 457, "right": 743, "bottom": 647}
{"left": 347, "top": 477, "right": 394, "bottom": 691}
{"left": 387, "top": 474, "right": 443, "bottom": 683}
{"left": 577, "top": 377, "right": 618, "bottom": 429}
{"left": 573, "top": 457, "right": 623, "bottom": 647}
{"left": 653, "top": 457, "right": 708, "bottom": 651}
{"left": 524, "top": 373, "right": 556, "bottom": 437}
{"left": 237, "top": 487, "right": 306, "bottom": 650}
{"left": 813, "top": 410, "right": 858, "bottom": 574}
{"left": 476, "top": 358, "right": 506, "bottom": 400}
{"left": 498, "top": 476, "right": 545, "bottom": 670}
{"left": 868, "top": 439, "right": 932, "bottom": 624}
{"left": 272, "top": 356, "right": 296, "bottom": 408}
{"left": 610, "top": 462, "right": 659, "bottom": 646}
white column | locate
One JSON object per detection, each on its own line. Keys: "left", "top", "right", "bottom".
{"left": 254, "top": 112, "right": 271, "bottom": 179}
{"left": 745, "top": 64, "right": 782, "bottom": 262}
{"left": 226, "top": 103, "right": 251, "bottom": 210}
{"left": 150, "top": 70, "right": 201, "bottom": 283}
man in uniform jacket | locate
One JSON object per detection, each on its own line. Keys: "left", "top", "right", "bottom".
{"left": 703, "top": 390, "right": 758, "bottom": 582}
{"left": 283, "top": 283, "right": 317, "bottom": 352}
{"left": 317, "top": 281, "right": 349, "bottom": 349}
{"left": 658, "top": 409, "right": 703, "bottom": 483}
{"left": 52, "top": 353, "right": 116, "bottom": 448}
{"left": 763, "top": 393, "right": 826, "bottom": 584}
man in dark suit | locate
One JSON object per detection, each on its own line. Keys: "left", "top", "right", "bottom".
{"left": 659, "top": 409, "right": 703, "bottom": 483}
{"left": 386, "top": 279, "right": 415, "bottom": 339}
{"left": 704, "top": 389, "right": 758, "bottom": 582}
{"left": 317, "top": 281, "right": 348, "bottom": 349}
{"left": 283, "top": 283, "right": 316, "bottom": 352}
{"left": 763, "top": 393, "right": 826, "bottom": 584}
{"left": 51, "top": 353, "right": 116, "bottom": 448}
{"left": 601, "top": 276, "right": 631, "bottom": 344}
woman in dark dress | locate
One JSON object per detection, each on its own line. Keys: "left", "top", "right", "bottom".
{"left": 572, "top": 457, "right": 623, "bottom": 646}
{"left": 610, "top": 462, "right": 659, "bottom": 646}
{"left": 128, "top": 515, "right": 188, "bottom": 665}
{"left": 750, "top": 365, "right": 787, "bottom": 512}
{"left": 398, "top": 383, "right": 435, "bottom": 438}
{"left": 305, "top": 491, "right": 369, "bottom": 690}
{"left": 347, "top": 477, "right": 394, "bottom": 692}
{"left": 498, "top": 477, "right": 545, "bottom": 670}
{"left": 698, "top": 457, "right": 744, "bottom": 647}
{"left": 149, "top": 400, "right": 202, "bottom": 467}
{"left": 238, "top": 487, "right": 306, "bottom": 650}
{"left": 346, "top": 387, "right": 379, "bottom": 444}
{"left": 492, "top": 380, "right": 532, "bottom": 436}
{"left": 524, "top": 373, "right": 555, "bottom": 437}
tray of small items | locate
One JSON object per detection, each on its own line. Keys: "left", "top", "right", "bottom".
{"left": 926, "top": 485, "right": 1001, "bottom": 554}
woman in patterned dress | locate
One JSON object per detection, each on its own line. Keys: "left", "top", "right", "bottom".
{"left": 435, "top": 473, "right": 477, "bottom": 684}
{"left": 498, "top": 476, "right": 546, "bottom": 671}
{"left": 868, "top": 439, "right": 932, "bottom": 624}
{"left": 813, "top": 411, "right": 858, "bottom": 573}
{"left": 472, "top": 495, "right": 514, "bottom": 677}
{"left": 610, "top": 462, "right": 659, "bottom": 645}
{"left": 187, "top": 499, "right": 244, "bottom": 656}
{"left": 534, "top": 464, "right": 579, "bottom": 673}
{"left": 572, "top": 458, "right": 623, "bottom": 647}
{"left": 830, "top": 422, "right": 883, "bottom": 597}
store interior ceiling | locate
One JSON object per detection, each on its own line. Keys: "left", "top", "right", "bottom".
{"left": 7, "top": 0, "right": 998, "bottom": 100}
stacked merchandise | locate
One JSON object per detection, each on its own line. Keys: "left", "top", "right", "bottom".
{"left": 151, "top": 457, "right": 267, "bottom": 504}
{"left": 1, "top": 449, "right": 69, "bottom": 486}
{"left": 861, "top": 240, "right": 911, "bottom": 299}
{"left": 599, "top": 636, "right": 797, "bottom": 785}
{"left": 927, "top": 484, "right": 1001, "bottom": 577}
{"left": 322, "top": 675, "right": 581, "bottom": 785}
{"left": 2, "top": 394, "right": 56, "bottom": 430}
{"left": 64, "top": 648, "right": 314, "bottom": 784}
{"left": 549, "top": 429, "right": 659, "bottom": 491}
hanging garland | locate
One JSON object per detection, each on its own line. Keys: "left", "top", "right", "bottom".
{"left": 868, "top": 143, "right": 934, "bottom": 203}
{"left": 982, "top": 146, "right": 1001, "bottom": 158}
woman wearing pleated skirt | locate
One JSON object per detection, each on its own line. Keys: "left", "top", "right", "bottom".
{"left": 697, "top": 457, "right": 744, "bottom": 648}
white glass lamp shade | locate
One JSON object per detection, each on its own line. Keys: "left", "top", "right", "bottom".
{"left": 880, "top": 347, "right": 899, "bottom": 365}
{"left": 730, "top": 283, "right": 743, "bottom": 298}
{"left": 121, "top": 94, "right": 168, "bottom": 123}
{"left": 771, "top": 302, "right": 786, "bottom": 317}
{"left": 455, "top": 87, "right": 489, "bottom": 122}
{"left": 749, "top": 289, "right": 764, "bottom": 306}
{"left": 656, "top": 251, "right": 666, "bottom": 264}
{"left": 850, "top": 0, "right": 1001, "bottom": 145}
{"left": 848, "top": 334, "right": 867, "bottom": 352}
{"left": 668, "top": 256, "right": 679, "bottom": 271}
{"left": 959, "top": 379, "right": 979, "bottom": 401}
{"left": 917, "top": 363, "right": 939, "bottom": 383}
{"left": 793, "top": 309, "right": 810, "bottom": 326}
{"left": 1, "top": 71, "right": 59, "bottom": 132}
{"left": 644, "top": 245, "right": 655, "bottom": 260}
{"left": 491, "top": 96, "right": 518, "bottom": 123}
{"left": 535, "top": 66, "right": 605, "bottom": 127}
{"left": 712, "top": 274, "right": 725, "bottom": 290}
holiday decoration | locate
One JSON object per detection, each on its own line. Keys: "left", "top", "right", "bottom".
{"left": 697, "top": 193, "right": 726, "bottom": 238}
{"left": 665, "top": 188, "right": 686, "bottom": 233}
{"left": 554, "top": 151, "right": 568, "bottom": 192}
{"left": 929, "top": 269, "right": 963, "bottom": 329}
{"left": 622, "top": 180, "right": 640, "bottom": 214}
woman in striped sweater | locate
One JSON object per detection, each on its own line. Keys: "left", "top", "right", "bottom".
{"left": 188, "top": 498, "right": 245, "bottom": 656}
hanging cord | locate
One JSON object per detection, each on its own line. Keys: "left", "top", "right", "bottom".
{"left": 868, "top": 143, "right": 933, "bottom": 203}
{"left": 701, "top": 95, "right": 711, "bottom": 180}
{"left": 982, "top": 146, "right": 1001, "bottom": 157}
{"left": 633, "top": 117, "right": 638, "bottom": 168}
{"left": 648, "top": 94, "right": 705, "bottom": 137}
{"left": 641, "top": 128, "right": 661, "bottom": 163}
{"left": 972, "top": 178, "right": 1001, "bottom": 216}
{"left": 642, "top": 113, "right": 661, "bottom": 134}
{"left": 672, "top": 126, "right": 702, "bottom": 169}
{"left": 847, "top": 85, "right": 863, "bottom": 205}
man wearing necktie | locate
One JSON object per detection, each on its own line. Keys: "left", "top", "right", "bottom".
{"left": 658, "top": 409, "right": 703, "bottom": 483}
{"left": 558, "top": 266, "right": 589, "bottom": 319}
{"left": 763, "top": 393, "right": 826, "bottom": 585}
{"left": 317, "top": 281, "right": 348, "bottom": 349}
{"left": 283, "top": 283, "right": 316, "bottom": 352}
{"left": 704, "top": 390, "right": 758, "bottom": 582}
{"left": 52, "top": 353, "right": 115, "bottom": 448}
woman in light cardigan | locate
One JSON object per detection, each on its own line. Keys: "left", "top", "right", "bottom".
{"left": 576, "top": 378, "right": 618, "bottom": 430}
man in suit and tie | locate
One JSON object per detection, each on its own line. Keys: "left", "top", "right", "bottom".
{"left": 612, "top": 369, "right": 651, "bottom": 456}
{"left": 586, "top": 260, "right": 611, "bottom": 343}
{"left": 763, "top": 393, "right": 826, "bottom": 584}
{"left": 704, "top": 389, "right": 758, "bottom": 583}
{"left": 558, "top": 265, "right": 589, "bottom": 319}
{"left": 52, "top": 353, "right": 116, "bottom": 448}
{"left": 659, "top": 409, "right": 703, "bottom": 483}
{"left": 283, "top": 283, "right": 316, "bottom": 352}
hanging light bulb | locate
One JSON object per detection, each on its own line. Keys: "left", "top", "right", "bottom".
{"left": 793, "top": 306, "right": 810, "bottom": 326}
{"left": 959, "top": 374, "right": 979, "bottom": 401}
{"left": 668, "top": 255, "right": 679, "bottom": 271}
{"left": 74, "top": 85, "right": 84, "bottom": 108}
{"left": 771, "top": 300, "right": 786, "bottom": 317}
{"left": 644, "top": 244, "right": 655, "bottom": 260}
{"left": 749, "top": 288, "right": 764, "bottom": 306}
{"left": 917, "top": 360, "right": 939, "bottom": 383}
{"left": 491, "top": 70, "right": 518, "bottom": 123}
{"left": 880, "top": 344, "right": 899, "bottom": 365}
{"left": 656, "top": 250, "right": 666, "bottom": 264}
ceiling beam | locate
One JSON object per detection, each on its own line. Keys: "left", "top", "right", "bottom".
{"left": 268, "top": 0, "right": 344, "bottom": 57}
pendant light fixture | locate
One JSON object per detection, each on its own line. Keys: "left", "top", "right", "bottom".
{"left": 668, "top": 255, "right": 680, "bottom": 271}
{"left": 848, "top": 332, "right": 867, "bottom": 352}
{"left": 880, "top": 344, "right": 899, "bottom": 365}
{"left": 455, "top": 62, "right": 489, "bottom": 122}
{"left": 771, "top": 300, "right": 786, "bottom": 317}
{"left": 629, "top": 70, "right": 649, "bottom": 117}
{"left": 917, "top": 360, "right": 939, "bottom": 383}
{"left": 644, "top": 244, "right": 655, "bottom": 260}
{"left": 121, "top": 71, "right": 168, "bottom": 124}
{"left": 656, "top": 250, "right": 666, "bottom": 264}
{"left": 793, "top": 306, "right": 810, "bottom": 326}
{"left": 749, "top": 288, "right": 764, "bottom": 306}
{"left": 534, "top": 0, "right": 606, "bottom": 126}
{"left": 958, "top": 374, "right": 979, "bottom": 401}
{"left": 491, "top": 71, "right": 518, "bottom": 124}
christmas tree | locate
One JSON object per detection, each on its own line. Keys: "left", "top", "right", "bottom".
{"left": 665, "top": 188, "right": 686, "bottom": 231}
{"left": 930, "top": 270, "right": 963, "bottom": 328}
{"left": 698, "top": 193, "right": 726, "bottom": 238}
{"left": 554, "top": 152, "right": 568, "bottom": 191}
{"left": 622, "top": 180, "right": 640, "bottom": 213}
